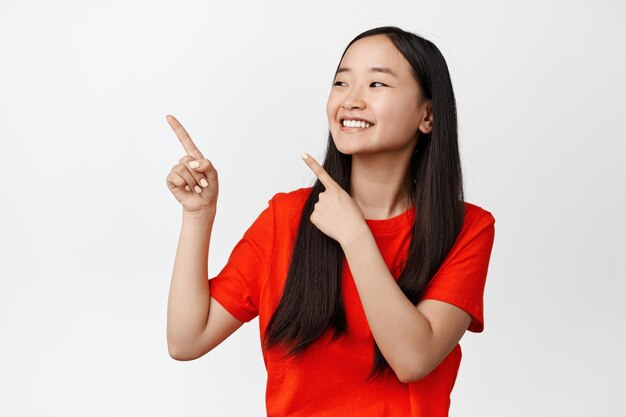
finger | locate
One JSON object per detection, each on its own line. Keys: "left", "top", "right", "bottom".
{"left": 178, "top": 155, "right": 209, "bottom": 188}
{"left": 166, "top": 171, "right": 191, "bottom": 192}
{"left": 187, "top": 158, "right": 215, "bottom": 175}
{"left": 172, "top": 163, "right": 203, "bottom": 193}
{"left": 166, "top": 114, "right": 205, "bottom": 160}
{"left": 301, "top": 152, "right": 337, "bottom": 190}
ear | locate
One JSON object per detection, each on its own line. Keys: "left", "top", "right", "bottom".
{"left": 419, "top": 100, "right": 433, "bottom": 134}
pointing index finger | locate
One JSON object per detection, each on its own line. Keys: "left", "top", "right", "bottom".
{"left": 166, "top": 115, "right": 204, "bottom": 159}
{"left": 301, "top": 152, "right": 337, "bottom": 190}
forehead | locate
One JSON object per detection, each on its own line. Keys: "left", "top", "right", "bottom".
{"left": 339, "top": 35, "right": 410, "bottom": 76}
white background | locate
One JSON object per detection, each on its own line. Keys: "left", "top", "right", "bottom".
{"left": 1, "top": 0, "right": 625, "bottom": 416}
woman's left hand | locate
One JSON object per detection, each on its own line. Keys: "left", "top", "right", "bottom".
{"left": 300, "top": 152, "right": 368, "bottom": 246}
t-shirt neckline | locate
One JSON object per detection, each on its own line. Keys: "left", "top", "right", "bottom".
{"left": 364, "top": 205, "right": 415, "bottom": 234}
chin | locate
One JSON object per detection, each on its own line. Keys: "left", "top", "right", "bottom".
{"left": 332, "top": 141, "right": 351, "bottom": 155}
{"left": 332, "top": 135, "right": 375, "bottom": 155}
{"left": 334, "top": 143, "right": 372, "bottom": 157}
{"left": 331, "top": 136, "right": 355, "bottom": 154}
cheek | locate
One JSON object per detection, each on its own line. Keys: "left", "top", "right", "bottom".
{"left": 375, "top": 109, "right": 419, "bottom": 142}
{"left": 373, "top": 103, "right": 396, "bottom": 128}
{"left": 326, "top": 96, "right": 342, "bottom": 128}
{"left": 326, "top": 94, "right": 339, "bottom": 116}
{"left": 379, "top": 100, "right": 419, "bottom": 131}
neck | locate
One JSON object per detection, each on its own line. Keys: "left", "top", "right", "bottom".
{"left": 349, "top": 150, "right": 414, "bottom": 220}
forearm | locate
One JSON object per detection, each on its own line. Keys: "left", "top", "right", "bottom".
{"left": 166, "top": 209, "right": 216, "bottom": 352}
{"left": 341, "top": 228, "right": 433, "bottom": 380}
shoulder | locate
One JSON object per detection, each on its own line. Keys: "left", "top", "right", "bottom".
{"left": 268, "top": 186, "right": 313, "bottom": 209}
{"left": 264, "top": 186, "right": 313, "bottom": 222}
{"left": 456, "top": 201, "right": 496, "bottom": 248}
{"left": 463, "top": 201, "right": 496, "bottom": 229}
{"left": 259, "top": 187, "right": 313, "bottom": 240}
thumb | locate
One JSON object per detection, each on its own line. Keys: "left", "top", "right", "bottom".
{"left": 189, "top": 158, "right": 216, "bottom": 173}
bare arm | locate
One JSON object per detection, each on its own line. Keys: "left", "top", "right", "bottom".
{"left": 166, "top": 210, "right": 215, "bottom": 357}
{"left": 166, "top": 208, "right": 247, "bottom": 361}
{"left": 164, "top": 114, "right": 244, "bottom": 360}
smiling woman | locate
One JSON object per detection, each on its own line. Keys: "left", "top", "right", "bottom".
{"left": 167, "top": 25, "right": 496, "bottom": 417}
{"left": 327, "top": 35, "right": 429, "bottom": 167}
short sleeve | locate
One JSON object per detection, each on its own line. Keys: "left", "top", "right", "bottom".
{"left": 208, "top": 195, "right": 277, "bottom": 323}
{"left": 421, "top": 210, "right": 496, "bottom": 333}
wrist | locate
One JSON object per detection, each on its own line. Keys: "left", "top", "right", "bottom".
{"left": 340, "top": 223, "right": 371, "bottom": 249}
{"left": 183, "top": 207, "right": 216, "bottom": 222}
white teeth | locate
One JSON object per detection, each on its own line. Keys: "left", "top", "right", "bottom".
{"left": 342, "top": 119, "right": 371, "bottom": 128}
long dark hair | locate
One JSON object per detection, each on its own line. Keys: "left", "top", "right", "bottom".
{"left": 262, "top": 26, "right": 465, "bottom": 381}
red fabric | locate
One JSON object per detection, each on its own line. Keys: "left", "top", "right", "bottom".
{"left": 208, "top": 187, "right": 496, "bottom": 417}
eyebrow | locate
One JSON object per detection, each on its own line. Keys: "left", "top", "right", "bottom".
{"left": 335, "top": 66, "right": 398, "bottom": 78}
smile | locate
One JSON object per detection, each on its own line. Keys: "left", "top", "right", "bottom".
{"left": 340, "top": 119, "right": 374, "bottom": 132}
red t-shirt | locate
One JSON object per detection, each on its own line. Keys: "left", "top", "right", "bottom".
{"left": 208, "top": 186, "right": 496, "bottom": 416}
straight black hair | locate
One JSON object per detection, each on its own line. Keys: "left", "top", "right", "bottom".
{"left": 262, "top": 26, "right": 465, "bottom": 382}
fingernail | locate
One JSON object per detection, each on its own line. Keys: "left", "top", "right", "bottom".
{"left": 194, "top": 185, "right": 202, "bottom": 193}
{"left": 200, "top": 178, "right": 208, "bottom": 187}
{"left": 185, "top": 185, "right": 191, "bottom": 191}
{"left": 301, "top": 152, "right": 308, "bottom": 160}
{"left": 189, "top": 160, "right": 200, "bottom": 169}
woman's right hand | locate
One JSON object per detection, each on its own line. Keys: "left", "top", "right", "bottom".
{"left": 165, "top": 115, "right": 219, "bottom": 216}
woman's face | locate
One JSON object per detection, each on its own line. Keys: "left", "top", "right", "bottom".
{"left": 326, "top": 34, "right": 430, "bottom": 156}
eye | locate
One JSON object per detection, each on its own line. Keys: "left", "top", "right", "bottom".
{"left": 333, "top": 81, "right": 387, "bottom": 87}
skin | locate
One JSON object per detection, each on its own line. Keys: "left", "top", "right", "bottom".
{"left": 165, "top": 115, "right": 247, "bottom": 361}
{"left": 300, "top": 35, "right": 472, "bottom": 382}
{"left": 326, "top": 34, "right": 433, "bottom": 220}
{"left": 165, "top": 114, "right": 219, "bottom": 216}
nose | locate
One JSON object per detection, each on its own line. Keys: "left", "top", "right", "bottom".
{"left": 341, "top": 89, "right": 366, "bottom": 110}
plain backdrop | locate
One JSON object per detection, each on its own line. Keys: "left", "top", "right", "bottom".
{"left": 1, "top": 0, "right": 625, "bottom": 416}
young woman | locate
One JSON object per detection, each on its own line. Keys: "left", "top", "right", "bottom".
{"left": 166, "top": 26, "right": 496, "bottom": 417}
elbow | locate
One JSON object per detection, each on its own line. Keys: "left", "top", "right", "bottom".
{"left": 168, "top": 342, "right": 200, "bottom": 361}
{"left": 169, "top": 348, "right": 196, "bottom": 361}
{"left": 397, "top": 356, "right": 430, "bottom": 384}
{"left": 398, "top": 364, "right": 429, "bottom": 384}
{"left": 399, "top": 366, "right": 428, "bottom": 384}
{"left": 168, "top": 345, "right": 186, "bottom": 361}
{"left": 167, "top": 329, "right": 204, "bottom": 361}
